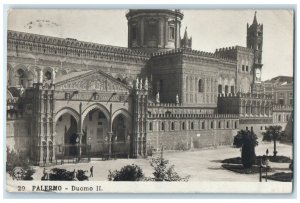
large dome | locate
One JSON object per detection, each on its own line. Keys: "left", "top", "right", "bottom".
{"left": 126, "top": 9, "right": 184, "bottom": 52}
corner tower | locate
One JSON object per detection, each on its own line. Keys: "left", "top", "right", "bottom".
{"left": 126, "top": 9, "right": 183, "bottom": 52}
{"left": 247, "top": 11, "right": 263, "bottom": 83}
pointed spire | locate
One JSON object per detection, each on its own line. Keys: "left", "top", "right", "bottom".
{"left": 253, "top": 11, "right": 258, "bottom": 25}
{"left": 156, "top": 92, "right": 160, "bottom": 103}
{"left": 144, "top": 77, "right": 148, "bottom": 90}
{"left": 183, "top": 26, "right": 188, "bottom": 39}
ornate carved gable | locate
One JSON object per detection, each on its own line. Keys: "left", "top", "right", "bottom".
{"left": 55, "top": 70, "right": 131, "bottom": 93}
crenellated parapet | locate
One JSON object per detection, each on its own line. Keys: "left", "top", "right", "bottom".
{"left": 148, "top": 102, "right": 183, "bottom": 108}
{"left": 7, "top": 30, "right": 150, "bottom": 63}
{"left": 148, "top": 112, "right": 239, "bottom": 119}
{"left": 217, "top": 92, "right": 273, "bottom": 100}
{"left": 151, "top": 48, "right": 236, "bottom": 64}
{"left": 217, "top": 91, "right": 274, "bottom": 117}
{"left": 215, "top": 45, "right": 254, "bottom": 61}
{"left": 215, "top": 45, "right": 253, "bottom": 53}
{"left": 273, "top": 105, "right": 293, "bottom": 112}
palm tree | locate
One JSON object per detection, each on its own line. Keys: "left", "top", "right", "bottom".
{"left": 263, "top": 125, "right": 286, "bottom": 157}
{"left": 233, "top": 129, "right": 258, "bottom": 168}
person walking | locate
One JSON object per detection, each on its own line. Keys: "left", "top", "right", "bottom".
{"left": 90, "top": 166, "right": 94, "bottom": 177}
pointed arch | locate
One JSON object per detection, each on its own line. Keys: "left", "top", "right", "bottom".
{"left": 82, "top": 103, "right": 110, "bottom": 126}
{"left": 55, "top": 107, "right": 80, "bottom": 124}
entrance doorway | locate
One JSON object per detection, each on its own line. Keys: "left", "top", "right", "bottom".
{"left": 55, "top": 113, "right": 78, "bottom": 158}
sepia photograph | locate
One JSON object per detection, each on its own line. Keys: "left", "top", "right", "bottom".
{"left": 5, "top": 8, "right": 294, "bottom": 193}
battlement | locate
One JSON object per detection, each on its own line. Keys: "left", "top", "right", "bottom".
{"left": 151, "top": 48, "right": 236, "bottom": 63}
{"left": 217, "top": 92, "right": 273, "bottom": 100}
{"left": 7, "top": 30, "right": 150, "bottom": 62}
{"left": 215, "top": 46, "right": 253, "bottom": 53}
{"left": 273, "top": 105, "right": 293, "bottom": 111}
{"left": 148, "top": 102, "right": 183, "bottom": 108}
{"left": 148, "top": 112, "right": 239, "bottom": 119}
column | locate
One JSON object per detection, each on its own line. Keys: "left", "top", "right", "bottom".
{"left": 204, "top": 78, "right": 207, "bottom": 103}
{"left": 261, "top": 103, "right": 265, "bottom": 116}
{"left": 108, "top": 103, "right": 113, "bottom": 158}
{"left": 38, "top": 143, "right": 44, "bottom": 165}
{"left": 141, "top": 18, "right": 145, "bottom": 46}
{"left": 77, "top": 102, "right": 83, "bottom": 158}
{"left": 38, "top": 68, "right": 43, "bottom": 83}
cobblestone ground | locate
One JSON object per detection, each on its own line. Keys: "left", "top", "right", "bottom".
{"left": 12, "top": 141, "right": 293, "bottom": 182}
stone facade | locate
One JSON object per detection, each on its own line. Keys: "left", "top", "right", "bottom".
{"left": 6, "top": 10, "right": 293, "bottom": 165}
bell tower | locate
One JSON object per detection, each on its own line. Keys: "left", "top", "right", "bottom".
{"left": 126, "top": 9, "right": 183, "bottom": 52}
{"left": 247, "top": 11, "right": 263, "bottom": 83}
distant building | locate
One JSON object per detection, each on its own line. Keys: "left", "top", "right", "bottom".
{"left": 6, "top": 10, "right": 293, "bottom": 165}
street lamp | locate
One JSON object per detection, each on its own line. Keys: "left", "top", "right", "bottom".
{"left": 88, "top": 137, "right": 92, "bottom": 162}
{"left": 259, "top": 157, "right": 262, "bottom": 182}
{"left": 76, "top": 136, "right": 80, "bottom": 163}
{"left": 265, "top": 149, "right": 269, "bottom": 182}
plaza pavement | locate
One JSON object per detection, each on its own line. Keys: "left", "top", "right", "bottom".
{"left": 27, "top": 141, "right": 292, "bottom": 182}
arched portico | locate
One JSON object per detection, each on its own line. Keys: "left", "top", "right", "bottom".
{"left": 55, "top": 109, "right": 79, "bottom": 158}
{"left": 111, "top": 110, "right": 132, "bottom": 155}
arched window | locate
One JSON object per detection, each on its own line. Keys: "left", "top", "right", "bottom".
{"left": 202, "top": 122, "right": 205, "bottom": 129}
{"left": 227, "top": 121, "right": 230, "bottom": 129}
{"left": 132, "top": 24, "right": 137, "bottom": 41}
{"left": 45, "top": 71, "right": 52, "bottom": 80}
{"left": 218, "top": 85, "right": 222, "bottom": 94}
{"left": 186, "top": 77, "right": 189, "bottom": 92}
{"left": 278, "top": 115, "right": 281, "bottom": 122}
{"left": 190, "top": 122, "right": 194, "bottom": 130}
{"left": 198, "top": 79, "right": 204, "bottom": 92}
{"left": 286, "top": 115, "right": 289, "bottom": 121}
{"left": 182, "top": 122, "right": 185, "bottom": 130}
{"left": 171, "top": 122, "right": 175, "bottom": 130}
{"left": 211, "top": 121, "right": 214, "bottom": 129}
{"left": 218, "top": 121, "right": 222, "bottom": 129}
{"left": 235, "top": 121, "right": 238, "bottom": 129}
{"left": 17, "top": 69, "right": 26, "bottom": 87}
{"left": 161, "top": 122, "right": 165, "bottom": 131}
{"left": 149, "top": 122, "right": 153, "bottom": 131}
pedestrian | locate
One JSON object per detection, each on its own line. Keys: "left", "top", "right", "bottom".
{"left": 90, "top": 166, "right": 94, "bottom": 177}
{"left": 43, "top": 167, "right": 48, "bottom": 180}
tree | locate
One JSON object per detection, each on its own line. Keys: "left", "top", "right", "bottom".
{"left": 233, "top": 129, "right": 258, "bottom": 169}
{"left": 263, "top": 125, "right": 286, "bottom": 157}
{"left": 148, "top": 147, "right": 190, "bottom": 181}
{"left": 108, "top": 164, "right": 145, "bottom": 181}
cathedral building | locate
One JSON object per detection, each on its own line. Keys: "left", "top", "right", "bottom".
{"left": 6, "top": 10, "right": 293, "bottom": 165}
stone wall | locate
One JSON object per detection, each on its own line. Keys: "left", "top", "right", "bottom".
{"left": 147, "top": 128, "right": 238, "bottom": 151}
{"left": 6, "top": 119, "right": 31, "bottom": 156}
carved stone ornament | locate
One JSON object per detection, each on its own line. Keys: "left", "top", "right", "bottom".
{"left": 56, "top": 72, "right": 128, "bottom": 92}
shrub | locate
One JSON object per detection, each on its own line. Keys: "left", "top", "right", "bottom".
{"left": 6, "top": 147, "right": 36, "bottom": 180}
{"left": 48, "top": 168, "right": 75, "bottom": 181}
{"left": 108, "top": 164, "right": 144, "bottom": 181}
{"left": 222, "top": 164, "right": 272, "bottom": 174}
{"left": 76, "top": 170, "right": 89, "bottom": 181}
{"left": 22, "top": 168, "right": 35, "bottom": 180}
{"left": 263, "top": 172, "right": 293, "bottom": 182}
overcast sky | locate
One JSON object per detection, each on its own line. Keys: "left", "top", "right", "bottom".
{"left": 7, "top": 9, "right": 294, "bottom": 81}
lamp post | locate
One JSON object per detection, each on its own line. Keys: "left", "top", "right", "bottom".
{"left": 88, "top": 137, "right": 92, "bottom": 162}
{"left": 265, "top": 149, "right": 269, "bottom": 182}
{"left": 76, "top": 136, "right": 80, "bottom": 163}
{"left": 259, "top": 158, "right": 262, "bottom": 182}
